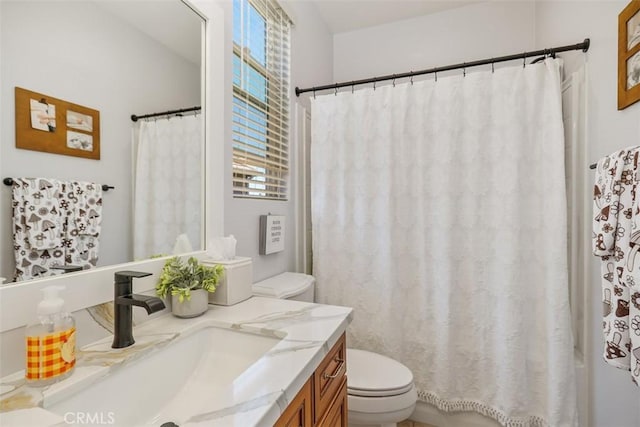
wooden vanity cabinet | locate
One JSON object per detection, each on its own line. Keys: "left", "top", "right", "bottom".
{"left": 275, "top": 378, "right": 313, "bottom": 427}
{"left": 274, "top": 333, "right": 347, "bottom": 427}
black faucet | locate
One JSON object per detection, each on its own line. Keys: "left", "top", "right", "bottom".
{"left": 112, "top": 271, "right": 166, "bottom": 349}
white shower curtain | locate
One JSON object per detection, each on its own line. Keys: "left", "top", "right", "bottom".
{"left": 311, "top": 59, "right": 577, "bottom": 427}
{"left": 134, "top": 114, "right": 202, "bottom": 259}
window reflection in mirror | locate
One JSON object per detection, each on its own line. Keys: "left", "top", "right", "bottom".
{"left": 0, "top": 0, "right": 204, "bottom": 283}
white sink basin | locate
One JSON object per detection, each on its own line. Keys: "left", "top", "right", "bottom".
{"left": 46, "top": 326, "right": 281, "bottom": 426}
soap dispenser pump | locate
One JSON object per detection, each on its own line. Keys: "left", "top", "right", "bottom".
{"left": 25, "top": 285, "right": 76, "bottom": 386}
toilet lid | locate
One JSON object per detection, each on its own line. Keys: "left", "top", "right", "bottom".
{"left": 252, "top": 272, "right": 315, "bottom": 299}
{"left": 347, "top": 349, "right": 414, "bottom": 397}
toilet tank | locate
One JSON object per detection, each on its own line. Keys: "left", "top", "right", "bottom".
{"left": 252, "top": 272, "right": 315, "bottom": 302}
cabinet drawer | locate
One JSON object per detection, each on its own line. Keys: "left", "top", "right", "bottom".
{"left": 313, "top": 334, "right": 346, "bottom": 424}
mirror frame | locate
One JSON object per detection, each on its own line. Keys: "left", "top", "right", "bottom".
{"left": 0, "top": 0, "right": 225, "bottom": 333}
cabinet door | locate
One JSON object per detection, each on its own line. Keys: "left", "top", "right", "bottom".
{"left": 317, "top": 377, "right": 347, "bottom": 427}
{"left": 275, "top": 378, "right": 313, "bottom": 427}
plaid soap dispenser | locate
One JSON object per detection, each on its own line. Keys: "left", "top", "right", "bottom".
{"left": 25, "top": 286, "right": 76, "bottom": 386}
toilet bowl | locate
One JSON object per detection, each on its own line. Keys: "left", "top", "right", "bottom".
{"left": 347, "top": 349, "right": 417, "bottom": 427}
{"left": 252, "top": 272, "right": 417, "bottom": 427}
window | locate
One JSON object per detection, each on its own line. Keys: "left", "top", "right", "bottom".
{"left": 232, "top": 0, "right": 291, "bottom": 200}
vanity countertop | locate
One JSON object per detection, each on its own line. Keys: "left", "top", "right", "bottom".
{"left": 0, "top": 297, "right": 353, "bottom": 426}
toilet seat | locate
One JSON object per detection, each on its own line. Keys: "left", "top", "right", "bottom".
{"left": 348, "top": 384, "right": 418, "bottom": 415}
{"left": 347, "top": 349, "right": 414, "bottom": 397}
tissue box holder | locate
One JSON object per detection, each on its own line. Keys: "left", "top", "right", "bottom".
{"left": 201, "top": 257, "right": 252, "bottom": 306}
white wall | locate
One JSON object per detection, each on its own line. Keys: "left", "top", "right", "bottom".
{"left": 0, "top": 1, "right": 200, "bottom": 281}
{"left": 333, "top": 1, "right": 536, "bottom": 83}
{"left": 222, "top": 0, "right": 333, "bottom": 282}
{"left": 536, "top": 2, "right": 640, "bottom": 426}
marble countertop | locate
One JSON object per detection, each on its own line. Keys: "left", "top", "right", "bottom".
{"left": 0, "top": 297, "right": 353, "bottom": 426}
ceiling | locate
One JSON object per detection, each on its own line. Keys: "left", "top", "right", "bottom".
{"left": 95, "top": 0, "right": 202, "bottom": 65}
{"left": 309, "top": 0, "right": 483, "bottom": 34}
{"left": 93, "top": 1, "right": 482, "bottom": 62}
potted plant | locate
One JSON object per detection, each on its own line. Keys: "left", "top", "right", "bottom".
{"left": 156, "top": 256, "right": 224, "bottom": 318}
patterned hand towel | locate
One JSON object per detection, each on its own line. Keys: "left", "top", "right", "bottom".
{"left": 11, "top": 178, "right": 66, "bottom": 280}
{"left": 593, "top": 153, "right": 624, "bottom": 257}
{"left": 69, "top": 181, "right": 102, "bottom": 236}
{"left": 11, "top": 178, "right": 63, "bottom": 249}
{"left": 593, "top": 147, "right": 640, "bottom": 386}
{"left": 63, "top": 181, "right": 102, "bottom": 269}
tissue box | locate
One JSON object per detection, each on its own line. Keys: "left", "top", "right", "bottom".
{"left": 201, "top": 257, "right": 252, "bottom": 306}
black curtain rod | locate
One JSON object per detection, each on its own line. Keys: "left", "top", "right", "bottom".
{"left": 3, "top": 177, "right": 114, "bottom": 192}
{"left": 295, "top": 38, "right": 590, "bottom": 97}
{"left": 131, "top": 106, "right": 201, "bottom": 122}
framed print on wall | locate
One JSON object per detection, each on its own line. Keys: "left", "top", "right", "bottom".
{"left": 619, "top": 0, "right": 640, "bottom": 110}
{"left": 15, "top": 87, "right": 100, "bottom": 159}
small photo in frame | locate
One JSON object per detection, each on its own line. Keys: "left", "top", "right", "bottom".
{"left": 628, "top": 7, "right": 640, "bottom": 49}
{"left": 67, "top": 110, "right": 93, "bottom": 132}
{"left": 67, "top": 130, "right": 93, "bottom": 152}
{"left": 628, "top": 51, "right": 640, "bottom": 90}
{"left": 619, "top": 0, "right": 640, "bottom": 110}
{"left": 30, "top": 99, "right": 56, "bottom": 132}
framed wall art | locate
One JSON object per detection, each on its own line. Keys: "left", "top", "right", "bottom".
{"left": 259, "top": 214, "right": 285, "bottom": 255}
{"left": 15, "top": 87, "right": 100, "bottom": 159}
{"left": 619, "top": 0, "right": 640, "bottom": 110}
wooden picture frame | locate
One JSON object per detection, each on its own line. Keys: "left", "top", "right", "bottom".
{"left": 15, "top": 87, "right": 100, "bottom": 159}
{"left": 619, "top": 0, "right": 640, "bottom": 110}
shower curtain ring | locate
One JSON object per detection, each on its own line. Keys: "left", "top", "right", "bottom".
{"left": 335, "top": 84, "right": 338, "bottom": 96}
{"left": 373, "top": 78, "right": 377, "bottom": 91}
{"left": 351, "top": 82, "right": 355, "bottom": 94}
{"left": 410, "top": 72, "right": 414, "bottom": 85}
{"left": 313, "top": 89, "right": 316, "bottom": 100}
{"left": 463, "top": 63, "right": 466, "bottom": 77}
{"left": 392, "top": 75, "right": 396, "bottom": 87}
{"left": 523, "top": 52, "right": 527, "bottom": 68}
{"left": 435, "top": 71, "right": 438, "bottom": 82}
{"left": 491, "top": 59, "right": 495, "bottom": 73}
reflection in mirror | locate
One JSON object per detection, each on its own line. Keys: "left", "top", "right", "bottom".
{"left": 0, "top": 1, "right": 204, "bottom": 283}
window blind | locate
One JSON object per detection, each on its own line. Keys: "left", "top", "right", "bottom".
{"left": 232, "top": 0, "right": 291, "bottom": 200}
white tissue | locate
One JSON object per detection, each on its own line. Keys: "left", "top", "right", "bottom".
{"left": 207, "top": 235, "right": 237, "bottom": 260}
{"left": 172, "top": 234, "right": 194, "bottom": 254}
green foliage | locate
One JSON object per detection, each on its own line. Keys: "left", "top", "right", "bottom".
{"left": 156, "top": 257, "right": 224, "bottom": 303}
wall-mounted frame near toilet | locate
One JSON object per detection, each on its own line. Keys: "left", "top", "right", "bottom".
{"left": 618, "top": 0, "right": 640, "bottom": 110}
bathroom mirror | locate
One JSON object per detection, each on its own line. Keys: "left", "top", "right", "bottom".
{"left": 0, "top": 0, "right": 205, "bottom": 283}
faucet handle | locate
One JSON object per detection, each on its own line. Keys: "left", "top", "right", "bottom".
{"left": 115, "top": 270, "right": 152, "bottom": 284}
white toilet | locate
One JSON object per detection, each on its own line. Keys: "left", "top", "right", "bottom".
{"left": 253, "top": 272, "right": 418, "bottom": 427}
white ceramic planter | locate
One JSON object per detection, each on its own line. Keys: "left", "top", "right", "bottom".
{"left": 171, "top": 289, "right": 209, "bottom": 318}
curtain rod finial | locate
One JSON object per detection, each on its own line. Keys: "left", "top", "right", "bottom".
{"left": 583, "top": 38, "right": 590, "bottom": 52}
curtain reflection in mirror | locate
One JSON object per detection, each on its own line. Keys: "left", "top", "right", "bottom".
{"left": 133, "top": 114, "right": 202, "bottom": 259}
